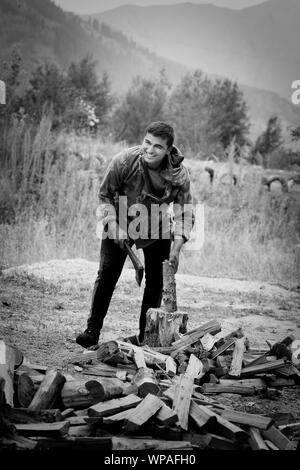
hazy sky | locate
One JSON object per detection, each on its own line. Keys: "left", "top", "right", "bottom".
{"left": 54, "top": 0, "right": 268, "bottom": 15}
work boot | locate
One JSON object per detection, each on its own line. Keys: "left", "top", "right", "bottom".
{"left": 76, "top": 328, "right": 99, "bottom": 348}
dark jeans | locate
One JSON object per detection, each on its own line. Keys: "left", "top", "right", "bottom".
{"left": 87, "top": 237, "right": 171, "bottom": 342}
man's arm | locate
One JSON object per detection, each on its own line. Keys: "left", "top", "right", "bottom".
{"left": 169, "top": 172, "right": 195, "bottom": 272}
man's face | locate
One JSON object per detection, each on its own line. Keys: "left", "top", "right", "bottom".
{"left": 141, "top": 133, "right": 170, "bottom": 169}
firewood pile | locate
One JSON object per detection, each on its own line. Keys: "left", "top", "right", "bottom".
{"left": 1, "top": 322, "right": 300, "bottom": 452}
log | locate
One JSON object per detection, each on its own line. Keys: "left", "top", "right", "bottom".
{"left": 219, "top": 378, "right": 266, "bottom": 391}
{"left": 28, "top": 369, "right": 66, "bottom": 411}
{"left": 2, "top": 407, "right": 62, "bottom": 424}
{"left": 185, "top": 353, "right": 204, "bottom": 379}
{"left": 210, "top": 338, "right": 237, "bottom": 360}
{"left": 200, "top": 333, "right": 216, "bottom": 351}
{"left": 15, "top": 421, "right": 70, "bottom": 437}
{"left": 143, "top": 308, "right": 188, "bottom": 347}
{"left": 165, "top": 357, "right": 177, "bottom": 377}
{"left": 14, "top": 371, "right": 36, "bottom": 407}
{"left": 82, "top": 363, "right": 128, "bottom": 381}
{"left": 31, "top": 436, "right": 112, "bottom": 451}
{"left": 123, "top": 394, "right": 164, "bottom": 432}
{"left": 155, "top": 402, "right": 178, "bottom": 426}
{"left": 278, "top": 422, "right": 300, "bottom": 435}
{"left": 216, "top": 409, "right": 273, "bottom": 430}
{"left": 102, "top": 408, "right": 133, "bottom": 425}
{"left": 202, "top": 383, "right": 256, "bottom": 395}
{"left": 0, "top": 340, "right": 16, "bottom": 406}
{"left": 61, "top": 380, "right": 99, "bottom": 409}
{"left": 172, "top": 373, "right": 194, "bottom": 431}
{"left": 117, "top": 340, "right": 168, "bottom": 367}
{"left": 240, "top": 358, "right": 286, "bottom": 377}
{"left": 85, "top": 377, "right": 124, "bottom": 400}
{"left": 0, "top": 433, "right": 39, "bottom": 450}
{"left": 262, "top": 425, "right": 298, "bottom": 450}
{"left": 189, "top": 401, "right": 218, "bottom": 430}
{"left": 171, "top": 320, "right": 222, "bottom": 351}
{"left": 248, "top": 427, "right": 269, "bottom": 450}
{"left": 196, "top": 432, "right": 238, "bottom": 450}
{"left": 213, "top": 327, "right": 244, "bottom": 350}
{"left": 88, "top": 394, "right": 142, "bottom": 418}
{"left": 162, "top": 260, "right": 177, "bottom": 312}
{"left": 132, "top": 367, "right": 160, "bottom": 398}
{"left": 228, "top": 337, "right": 245, "bottom": 378}
{"left": 112, "top": 437, "right": 193, "bottom": 451}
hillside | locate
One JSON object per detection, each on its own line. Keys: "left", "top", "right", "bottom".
{"left": 0, "top": 0, "right": 187, "bottom": 92}
{"left": 93, "top": 0, "right": 299, "bottom": 101}
{"left": 0, "top": 0, "right": 299, "bottom": 138}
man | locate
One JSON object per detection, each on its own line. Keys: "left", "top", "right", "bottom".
{"left": 76, "top": 121, "right": 194, "bottom": 348}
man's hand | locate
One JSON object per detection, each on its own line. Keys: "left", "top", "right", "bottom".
{"left": 169, "top": 238, "right": 185, "bottom": 273}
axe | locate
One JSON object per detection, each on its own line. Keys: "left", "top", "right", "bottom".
{"left": 124, "top": 240, "right": 144, "bottom": 286}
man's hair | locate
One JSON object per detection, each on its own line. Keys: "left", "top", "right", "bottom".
{"left": 145, "top": 121, "right": 175, "bottom": 148}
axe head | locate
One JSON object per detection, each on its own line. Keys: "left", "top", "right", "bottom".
{"left": 135, "top": 266, "right": 144, "bottom": 286}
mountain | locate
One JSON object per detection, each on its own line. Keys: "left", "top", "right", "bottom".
{"left": 0, "top": 0, "right": 187, "bottom": 93}
{"left": 92, "top": 0, "right": 300, "bottom": 101}
{"left": 0, "top": 0, "right": 299, "bottom": 140}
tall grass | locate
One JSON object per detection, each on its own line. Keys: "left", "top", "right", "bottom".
{"left": 0, "top": 115, "right": 299, "bottom": 285}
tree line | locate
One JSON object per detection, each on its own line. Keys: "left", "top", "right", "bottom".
{"left": 1, "top": 50, "right": 298, "bottom": 167}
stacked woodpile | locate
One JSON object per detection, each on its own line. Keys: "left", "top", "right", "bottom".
{"left": 1, "top": 325, "right": 300, "bottom": 452}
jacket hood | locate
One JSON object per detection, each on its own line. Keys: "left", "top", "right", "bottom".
{"left": 160, "top": 145, "right": 188, "bottom": 186}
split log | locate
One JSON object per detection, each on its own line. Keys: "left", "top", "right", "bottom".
{"left": 172, "top": 373, "right": 194, "bottom": 431}
{"left": 212, "top": 412, "right": 249, "bottom": 443}
{"left": 0, "top": 340, "right": 16, "bottom": 406}
{"left": 112, "top": 437, "right": 193, "bottom": 451}
{"left": 210, "top": 338, "right": 237, "bottom": 360}
{"left": 15, "top": 421, "right": 70, "bottom": 437}
{"left": 193, "top": 432, "right": 238, "bottom": 450}
{"left": 185, "top": 353, "right": 204, "bottom": 380}
{"left": 171, "top": 320, "right": 221, "bottom": 351}
{"left": 215, "top": 409, "right": 273, "bottom": 430}
{"left": 117, "top": 340, "right": 168, "bottom": 367}
{"left": 264, "top": 440, "right": 280, "bottom": 450}
{"left": 278, "top": 422, "right": 300, "bottom": 435}
{"left": 123, "top": 394, "right": 163, "bottom": 432}
{"left": 14, "top": 371, "right": 36, "bottom": 407}
{"left": 155, "top": 402, "right": 178, "bottom": 426}
{"left": 165, "top": 357, "right": 177, "bottom": 377}
{"left": 219, "top": 378, "right": 266, "bottom": 391}
{"left": 85, "top": 377, "right": 124, "bottom": 400}
{"left": 240, "top": 358, "right": 286, "bottom": 377}
{"left": 82, "top": 363, "right": 128, "bottom": 381}
{"left": 68, "top": 425, "right": 91, "bottom": 437}
{"left": 262, "top": 425, "right": 298, "bottom": 450}
{"left": 248, "top": 427, "right": 269, "bottom": 450}
{"left": 228, "top": 337, "right": 245, "bottom": 378}
{"left": 213, "top": 327, "right": 244, "bottom": 350}
{"left": 202, "top": 383, "right": 256, "bottom": 395}
{"left": 88, "top": 394, "right": 141, "bottom": 418}
{"left": 28, "top": 369, "right": 66, "bottom": 411}
{"left": 200, "top": 333, "right": 216, "bottom": 351}
{"left": 102, "top": 408, "right": 132, "bottom": 425}
{"left": 189, "top": 401, "right": 218, "bottom": 430}
{"left": 143, "top": 308, "right": 188, "bottom": 347}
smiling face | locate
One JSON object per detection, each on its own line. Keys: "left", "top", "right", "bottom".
{"left": 141, "top": 133, "right": 170, "bottom": 170}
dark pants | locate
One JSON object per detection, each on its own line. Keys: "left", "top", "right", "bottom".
{"left": 87, "top": 238, "right": 171, "bottom": 342}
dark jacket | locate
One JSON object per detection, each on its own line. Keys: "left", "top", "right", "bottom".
{"left": 98, "top": 145, "right": 195, "bottom": 248}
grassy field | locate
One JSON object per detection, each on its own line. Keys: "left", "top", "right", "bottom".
{"left": 0, "top": 116, "right": 299, "bottom": 286}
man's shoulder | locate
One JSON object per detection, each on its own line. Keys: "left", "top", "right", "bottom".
{"left": 113, "top": 145, "right": 141, "bottom": 162}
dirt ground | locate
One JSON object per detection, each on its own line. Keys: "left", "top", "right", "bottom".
{"left": 1, "top": 258, "right": 300, "bottom": 417}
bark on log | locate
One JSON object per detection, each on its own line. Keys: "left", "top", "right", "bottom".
{"left": 171, "top": 320, "right": 222, "bottom": 351}
{"left": 61, "top": 379, "right": 106, "bottom": 409}
{"left": 162, "top": 260, "right": 177, "bottom": 312}
{"left": 28, "top": 369, "right": 66, "bottom": 411}
{"left": 143, "top": 308, "right": 188, "bottom": 348}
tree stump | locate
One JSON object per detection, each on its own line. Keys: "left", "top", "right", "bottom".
{"left": 143, "top": 260, "right": 188, "bottom": 347}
